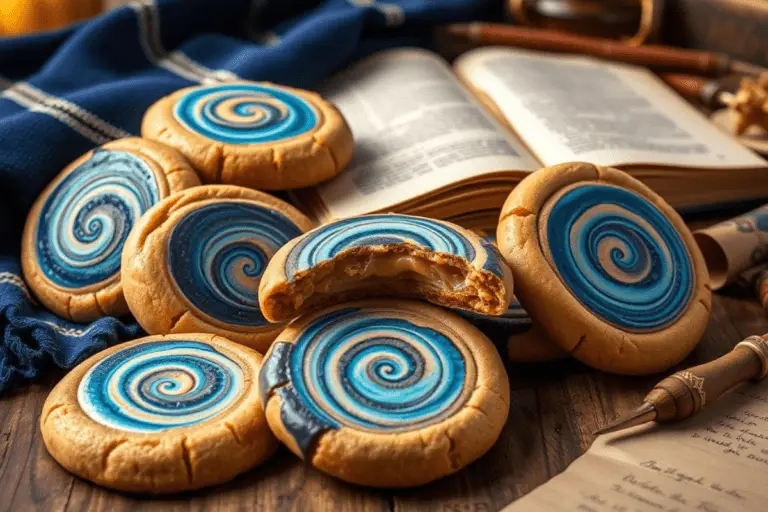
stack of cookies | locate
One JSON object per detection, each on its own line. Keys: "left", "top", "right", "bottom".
{"left": 24, "top": 81, "right": 711, "bottom": 494}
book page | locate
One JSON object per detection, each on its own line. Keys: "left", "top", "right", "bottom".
{"left": 504, "top": 379, "right": 768, "bottom": 511}
{"left": 313, "top": 48, "right": 538, "bottom": 219}
{"left": 456, "top": 47, "right": 767, "bottom": 170}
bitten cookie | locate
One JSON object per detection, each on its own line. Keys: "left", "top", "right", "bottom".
{"left": 41, "top": 334, "right": 277, "bottom": 493}
{"left": 21, "top": 138, "right": 199, "bottom": 322}
{"left": 497, "top": 163, "right": 711, "bottom": 375}
{"left": 259, "top": 300, "right": 510, "bottom": 487}
{"left": 458, "top": 296, "right": 532, "bottom": 329}
{"left": 259, "top": 214, "right": 514, "bottom": 322}
{"left": 142, "top": 81, "right": 353, "bottom": 191}
{"left": 454, "top": 233, "right": 529, "bottom": 329}
{"left": 121, "top": 185, "right": 314, "bottom": 352}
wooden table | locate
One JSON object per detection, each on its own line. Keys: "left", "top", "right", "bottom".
{"left": 2, "top": 236, "right": 767, "bottom": 511}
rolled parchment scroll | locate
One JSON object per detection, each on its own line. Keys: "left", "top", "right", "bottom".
{"left": 693, "top": 205, "right": 768, "bottom": 289}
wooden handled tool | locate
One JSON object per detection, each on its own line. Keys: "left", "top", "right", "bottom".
{"left": 444, "top": 23, "right": 767, "bottom": 77}
{"left": 595, "top": 334, "right": 768, "bottom": 435}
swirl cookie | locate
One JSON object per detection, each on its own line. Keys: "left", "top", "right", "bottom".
{"left": 259, "top": 214, "right": 514, "bottom": 322}
{"left": 142, "top": 81, "right": 353, "bottom": 191}
{"left": 21, "top": 138, "right": 199, "bottom": 322}
{"left": 458, "top": 296, "right": 531, "bottom": 328}
{"left": 260, "top": 299, "right": 509, "bottom": 487}
{"left": 121, "top": 185, "right": 314, "bottom": 352}
{"left": 41, "top": 333, "right": 277, "bottom": 493}
{"left": 453, "top": 233, "right": 530, "bottom": 329}
{"left": 497, "top": 163, "right": 711, "bottom": 375}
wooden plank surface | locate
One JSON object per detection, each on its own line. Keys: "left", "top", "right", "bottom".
{"left": 2, "top": 266, "right": 767, "bottom": 512}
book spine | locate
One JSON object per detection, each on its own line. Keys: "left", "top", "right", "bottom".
{"left": 663, "top": 0, "right": 768, "bottom": 66}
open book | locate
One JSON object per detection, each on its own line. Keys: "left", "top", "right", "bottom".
{"left": 294, "top": 47, "right": 768, "bottom": 227}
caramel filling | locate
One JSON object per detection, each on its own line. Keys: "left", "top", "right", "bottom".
{"left": 264, "top": 248, "right": 506, "bottom": 322}
{"left": 306, "top": 253, "right": 469, "bottom": 296}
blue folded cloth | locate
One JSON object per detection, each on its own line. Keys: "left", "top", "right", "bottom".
{"left": 0, "top": 0, "right": 489, "bottom": 391}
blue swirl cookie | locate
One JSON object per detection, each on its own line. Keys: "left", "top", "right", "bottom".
{"left": 497, "top": 163, "right": 711, "bottom": 375}
{"left": 455, "top": 232, "right": 564, "bottom": 363}
{"left": 21, "top": 138, "right": 200, "bottom": 322}
{"left": 259, "top": 214, "right": 514, "bottom": 322}
{"left": 260, "top": 299, "right": 509, "bottom": 487}
{"left": 459, "top": 296, "right": 533, "bottom": 329}
{"left": 453, "top": 232, "right": 531, "bottom": 329}
{"left": 40, "top": 333, "right": 277, "bottom": 493}
{"left": 121, "top": 185, "right": 314, "bottom": 352}
{"left": 142, "top": 81, "right": 353, "bottom": 191}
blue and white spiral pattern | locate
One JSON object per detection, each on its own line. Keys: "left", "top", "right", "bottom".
{"left": 543, "top": 184, "right": 694, "bottom": 331}
{"left": 36, "top": 149, "right": 160, "bottom": 289}
{"left": 167, "top": 202, "right": 304, "bottom": 326}
{"left": 287, "top": 308, "right": 470, "bottom": 432}
{"left": 78, "top": 341, "right": 244, "bottom": 432}
{"left": 173, "top": 83, "right": 318, "bottom": 145}
{"left": 285, "top": 214, "right": 504, "bottom": 279}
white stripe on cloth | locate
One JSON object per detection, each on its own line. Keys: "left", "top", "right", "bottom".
{"left": 0, "top": 75, "right": 131, "bottom": 144}
{"left": 2, "top": 89, "right": 112, "bottom": 144}
{"left": 42, "top": 321, "right": 92, "bottom": 337}
{"left": 347, "top": 0, "right": 405, "bottom": 27}
{"left": 0, "top": 272, "right": 36, "bottom": 304}
{"left": 0, "top": 272, "right": 95, "bottom": 336}
{"left": 12, "top": 83, "right": 131, "bottom": 140}
{"left": 131, "top": 0, "right": 239, "bottom": 84}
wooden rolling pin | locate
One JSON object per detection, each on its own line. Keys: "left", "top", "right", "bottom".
{"left": 444, "top": 22, "right": 767, "bottom": 77}
{"left": 595, "top": 333, "right": 768, "bottom": 434}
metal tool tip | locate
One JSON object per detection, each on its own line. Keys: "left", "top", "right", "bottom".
{"left": 593, "top": 402, "right": 657, "bottom": 436}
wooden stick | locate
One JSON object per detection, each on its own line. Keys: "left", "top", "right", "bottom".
{"left": 444, "top": 23, "right": 767, "bottom": 77}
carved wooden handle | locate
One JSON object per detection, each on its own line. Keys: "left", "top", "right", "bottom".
{"left": 647, "top": 335, "right": 768, "bottom": 422}
{"left": 467, "top": 23, "right": 730, "bottom": 76}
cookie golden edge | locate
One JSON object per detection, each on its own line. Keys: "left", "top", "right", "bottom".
{"left": 496, "top": 162, "right": 712, "bottom": 375}
{"left": 258, "top": 217, "right": 515, "bottom": 323}
{"left": 40, "top": 333, "right": 278, "bottom": 494}
{"left": 141, "top": 81, "right": 354, "bottom": 191}
{"left": 21, "top": 137, "right": 200, "bottom": 322}
{"left": 260, "top": 299, "right": 511, "bottom": 487}
{"left": 121, "top": 184, "right": 315, "bottom": 353}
